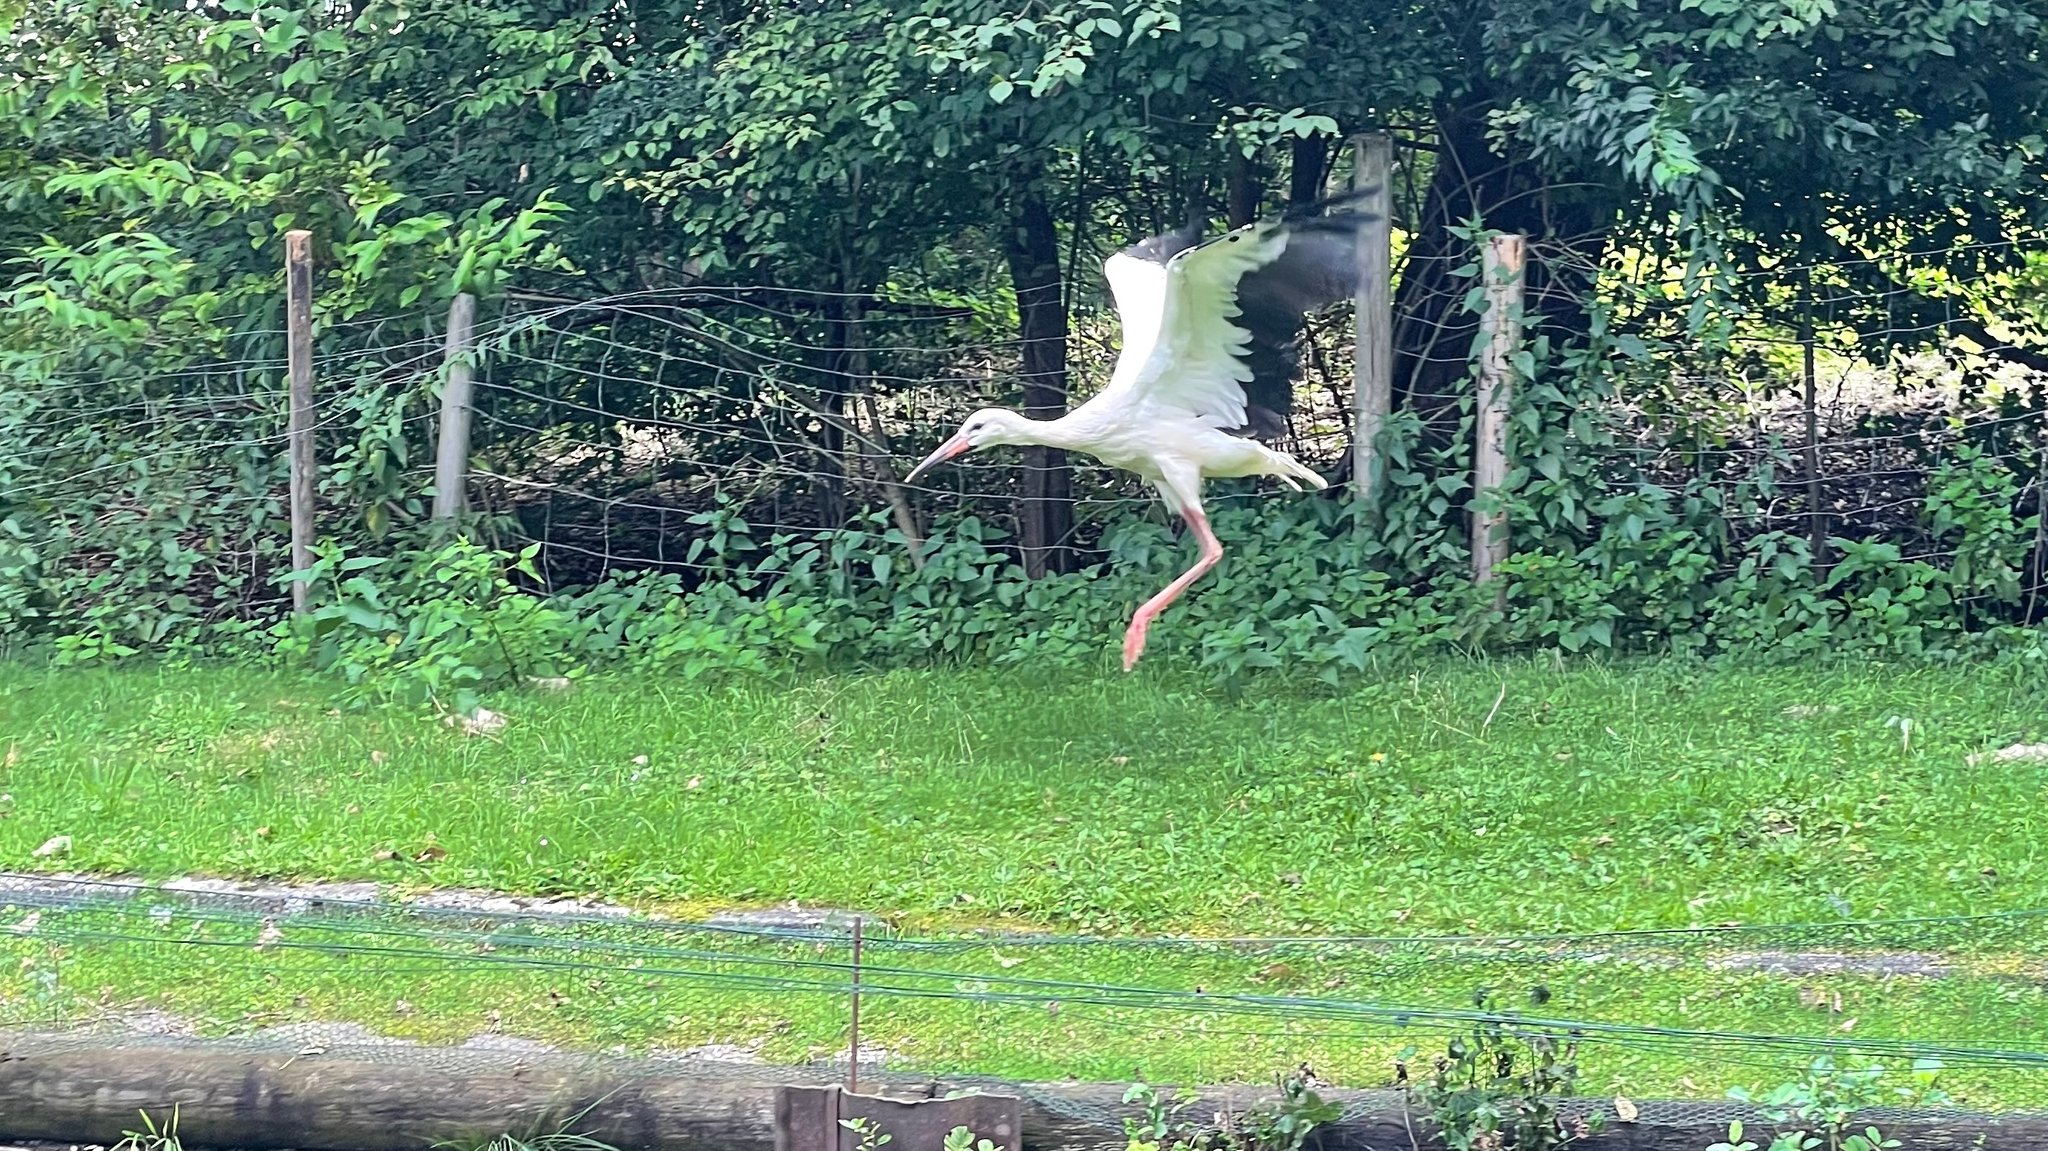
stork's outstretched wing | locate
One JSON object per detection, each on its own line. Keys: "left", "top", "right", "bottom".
{"left": 1099, "top": 218, "right": 1202, "bottom": 395}
{"left": 1085, "top": 192, "right": 1378, "bottom": 440}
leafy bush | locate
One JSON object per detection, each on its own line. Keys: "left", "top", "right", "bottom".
{"left": 11, "top": 267, "right": 2044, "bottom": 689}
{"left": 19, "top": 426, "right": 2048, "bottom": 699}
{"left": 1924, "top": 445, "right": 2040, "bottom": 612}
{"left": 270, "top": 540, "right": 580, "bottom": 714}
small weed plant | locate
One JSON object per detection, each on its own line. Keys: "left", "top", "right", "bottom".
{"left": 837, "top": 1118, "right": 1008, "bottom": 1151}
{"left": 838, "top": 1117, "right": 893, "bottom": 1151}
{"left": 113, "top": 1106, "right": 182, "bottom": 1151}
{"left": 1238, "top": 1073, "right": 1343, "bottom": 1151}
{"left": 1401, "top": 989, "right": 1603, "bottom": 1151}
{"left": 445, "top": 1132, "right": 621, "bottom": 1151}
{"left": 1121, "top": 1072, "right": 1340, "bottom": 1151}
{"left": 1711, "top": 1056, "right": 1950, "bottom": 1151}
{"left": 432, "top": 1097, "right": 624, "bottom": 1151}
{"left": 1123, "top": 1081, "right": 1207, "bottom": 1151}
{"left": 942, "top": 1126, "right": 1002, "bottom": 1151}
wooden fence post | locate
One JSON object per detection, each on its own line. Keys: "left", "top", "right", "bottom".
{"left": 432, "top": 292, "right": 478, "bottom": 522}
{"left": 1799, "top": 276, "right": 1828, "bottom": 572}
{"left": 285, "top": 230, "right": 317, "bottom": 615}
{"left": 1472, "top": 232, "right": 1526, "bottom": 586}
{"left": 1350, "top": 133, "right": 1394, "bottom": 499}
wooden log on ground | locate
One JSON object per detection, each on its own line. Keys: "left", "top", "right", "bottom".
{"left": 0, "top": 1032, "right": 2037, "bottom": 1151}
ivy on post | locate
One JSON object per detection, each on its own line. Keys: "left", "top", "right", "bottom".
{"left": 1472, "top": 232, "right": 1526, "bottom": 588}
{"left": 285, "top": 229, "right": 317, "bottom": 616}
{"left": 432, "top": 292, "right": 478, "bottom": 524}
{"left": 1349, "top": 133, "right": 1394, "bottom": 502}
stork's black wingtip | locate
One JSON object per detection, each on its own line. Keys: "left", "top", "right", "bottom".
{"left": 1324, "top": 185, "right": 1384, "bottom": 211}
{"left": 1278, "top": 185, "right": 1385, "bottom": 226}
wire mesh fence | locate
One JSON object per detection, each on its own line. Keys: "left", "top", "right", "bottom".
{"left": 9, "top": 231, "right": 2045, "bottom": 619}
{"left": 3, "top": 873, "right": 2048, "bottom": 1122}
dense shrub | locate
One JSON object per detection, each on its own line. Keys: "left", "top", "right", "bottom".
{"left": 11, "top": 300, "right": 2045, "bottom": 709}
{"left": 48, "top": 447, "right": 2023, "bottom": 713}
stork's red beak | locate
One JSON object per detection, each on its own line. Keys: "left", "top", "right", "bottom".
{"left": 904, "top": 434, "right": 971, "bottom": 484}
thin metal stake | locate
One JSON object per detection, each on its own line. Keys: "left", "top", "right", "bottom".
{"left": 848, "top": 915, "right": 863, "bottom": 1094}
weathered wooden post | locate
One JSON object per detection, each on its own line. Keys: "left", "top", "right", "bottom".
{"left": 1350, "top": 133, "right": 1394, "bottom": 500}
{"left": 432, "top": 292, "right": 478, "bottom": 522}
{"left": 285, "top": 229, "right": 316, "bottom": 615}
{"left": 1472, "top": 232, "right": 1526, "bottom": 586}
{"left": 1800, "top": 274, "right": 1827, "bottom": 571}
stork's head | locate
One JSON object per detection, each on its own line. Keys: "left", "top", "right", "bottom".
{"left": 904, "top": 408, "right": 1034, "bottom": 483}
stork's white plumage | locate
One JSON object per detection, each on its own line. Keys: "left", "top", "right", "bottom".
{"left": 906, "top": 192, "right": 1380, "bottom": 671}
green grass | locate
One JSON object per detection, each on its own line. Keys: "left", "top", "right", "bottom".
{"left": 3, "top": 657, "right": 2048, "bottom": 1108}
{"left": 5, "top": 658, "right": 2045, "bottom": 932}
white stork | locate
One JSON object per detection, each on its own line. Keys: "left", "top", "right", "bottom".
{"left": 905, "top": 193, "right": 1380, "bottom": 671}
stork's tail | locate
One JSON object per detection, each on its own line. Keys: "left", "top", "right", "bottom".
{"left": 1265, "top": 447, "right": 1329, "bottom": 491}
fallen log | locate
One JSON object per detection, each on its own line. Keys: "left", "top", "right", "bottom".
{"left": 0, "top": 1031, "right": 2038, "bottom": 1151}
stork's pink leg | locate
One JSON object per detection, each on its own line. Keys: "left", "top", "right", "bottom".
{"left": 1122, "top": 504, "right": 1224, "bottom": 672}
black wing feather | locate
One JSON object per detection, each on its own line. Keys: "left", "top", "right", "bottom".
{"left": 1224, "top": 190, "right": 1380, "bottom": 441}
{"left": 1118, "top": 216, "right": 1204, "bottom": 266}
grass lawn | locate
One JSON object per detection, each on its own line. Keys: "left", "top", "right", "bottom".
{"left": 3, "top": 657, "right": 2048, "bottom": 1109}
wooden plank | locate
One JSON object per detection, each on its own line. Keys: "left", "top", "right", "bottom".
{"left": 285, "top": 229, "right": 316, "bottom": 615}
{"left": 776, "top": 1086, "right": 1021, "bottom": 1151}
{"left": 432, "top": 292, "right": 479, "bottom": 522}
{"left": 1472, "top": 232, "right": 1526, "bottom": 585}
{"left": 1349, "top": 133, "right": 1394, "bottom": 500}
{"left": 0, "top": 1033, "right": 2034, "bottom": 1151}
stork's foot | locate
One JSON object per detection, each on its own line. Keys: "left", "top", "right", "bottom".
{"left": 1122, "top": 614, "right": 1153, "bottom": 672}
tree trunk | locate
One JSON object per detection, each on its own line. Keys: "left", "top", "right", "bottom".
{"left": 813, "top": 300, "right": 850, "bottom": 527}
{"left": 1226, "top": 149, "right": 1262, "bottom": 228}
{"left": 844, "top": 296, "right": 926, "bottom": 567}
{"left": 1002, "top": 184, "right": 1075, "bottom": 577}
{"left": 1288, "top": 134, "right": 1330, "bottom": 209}
{"left": 1392, "top": 98, "right": 1609, "bottom": 452}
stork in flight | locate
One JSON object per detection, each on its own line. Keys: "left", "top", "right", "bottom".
{"left": 905, "top": 193, "right": 1380, "bottom": 671}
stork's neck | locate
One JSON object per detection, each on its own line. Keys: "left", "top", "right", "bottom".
{"left": 1012, "top": 411, "right": 1099, "bottom": 452}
